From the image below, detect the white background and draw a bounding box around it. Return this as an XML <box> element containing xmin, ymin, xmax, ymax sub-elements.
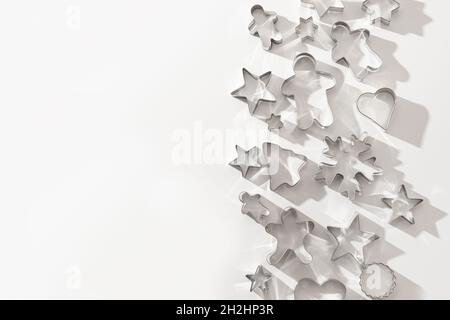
<box><xmin>0</xmin><ymin>0</ymin><xmax>448</xmax><ymax>299</ymax></box>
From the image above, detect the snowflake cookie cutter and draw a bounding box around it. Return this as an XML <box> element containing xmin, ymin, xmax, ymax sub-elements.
<box><xmin>357</xmin><ymin>88</ymin><xmax>396</xmax><ymax>130</ymax></box>
<box><xmin>294</xmin><ymin>278</ymin><xmax>346</xmax><ymax>300</ymax></box>
<box><xmin>248</xmin><ymin>5</ymin><xmax>282</xmax><ymax>51</ymax></box>
<box><xmin>231</xmin><ymin>68</ymin><xmax>276</xmax><ymax>115</ymax></box>
<box><xmin>265</xmin><ymin>208</ymin><xmax>315</xmax><ymax>265</ymax></box>
<box><xmin>360</xmin><ymin>263</ymin><xmax>396</xmax><ymax>299</ymax></box>
<box><xmin>331</xmin><ymin>21</ymin><xmax>382</xmax><ymax>80</ymax></box>
<box><xmin>281</xmin><ymin>53</ymin><xmax>336</xmax><ymax>130</ymax></box>
<box><xmin>301</xmin><ymin>0</ymin><xmax>344</xmax><ymax>18</ymax></box>
<box><xmin>362</xmin><ymin>0</ymin><xmax>400</xmax><ymax>25</ymax></box>
<box><xmin>316</xmin><ymin>135</ymin><xmax>383</xmax><ymax>200</ymax></box>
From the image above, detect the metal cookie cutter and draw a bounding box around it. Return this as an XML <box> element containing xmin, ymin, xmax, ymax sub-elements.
<box><xmin>357</xmin><ymin>88</ymin><xmax>396</xmax><ymax>130</ymax></box>
<box><xmin>266</xmin><ymin>114</ymin><xmax>284</xmax><ymax>131</ymax></box>
<box><xmin>261</xmin><ymin>142</ymin><xmax>308</xmax><ymax>190</ymax></box>
<box><xmin>281</xmin><ymin>53</ymin><xmax>336</xmax><ymax>130</ymax></box>
<box><xmin>239</xmin><ymin>191</ymin><xmax>270</xmax><ymax>225</ymax></box>
<box><xmin>295</xmin><ymin>17</ymin><xmax>318</xmax><ymax>42</ymax></box>
<box><xmin>265</xmin><ymin>208</ymin><xmax>315</xmax><ymax>265</ymax></box>
<box><xmin>294</xmin><ymin>278</ymin><xmax>346</xmax><ymax>300</ymax></box>
<box><xmin>331</xmin><ymin>21</ymin><xmax>382</xmax><ymax>80</ymax></box>
<box><xmin>327</xmin><ymin>215</ymin><xmax>379</xmax><ymax>265</ymax></box>
<box><xmin>229</xmin><ymin>145</ymin><xmax>262</xmax><ymax>178</ymax></box>
<box><xmin>246</xmin><ymin>265</ymin><xmax>273</xmax><ymax>292</ymax></box>
<box><xmin>231</xmin><ymin>68</ymin><xmax>276</xmax><ymax>115</ymax></box>
<box><xmin>362</xmin><ymin>0</ymin><xmax>400</xmax><ymax>25</ymax></box>
<box><xmin>249</xmin><ymin>5</ymin><xmax>282</xmax><ymax>51</ymax></box>
<box><xmin>316</xmin><ymin>135</ymin><xmax>383</xmax><ymax>200</ymax></box>
<box><xmin>301</xmin><ymin>0</ymin><xmax>344</xmax><ymax>18</ymax></box>
<box><xmin>382</xmin><ymin>185</ymin><xmax>424</xmax><ymax>224</ymax></box>
<box><xmin>360</xmin><ymin>263</ymin><xmax>396</xmax><ymax>299</ymax></box>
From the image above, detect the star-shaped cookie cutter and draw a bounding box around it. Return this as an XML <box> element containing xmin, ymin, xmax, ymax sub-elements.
<box><xmin>362</xmin><ymin>0</ymin><xmax>400</xmax><ymax>25</ymax></box>
<box><xmin>382</xmin><ymin>185</ymin><xmax>424</xmax><ymax>224</ymax></box>
<box><xmin>246</xmin><ymin>265</ymin><xmax>273</xmax><ymax>292</ymax></box>
<box><xmin>295</xmin><ymin>17</ymin><xmax>318</xmax><ymax>42</ymax></box>
<box><xmin>327</xmin><ymin>215</ymin><xmax>379</xmax><ymax>265</ymax></box>
<box><xmin>248</xmin><ymin>5</ymin><xmax>282</xmax><ymax>51</ymax></box>
<box><xmin>229</xmin><ymin>145</ymin><xmax>262</xmax><ymax>178</ymax></box>
<box><xmin>231</xmin><ymin>68</ymin><xmax>276</xmax><ymax>115</ymax></box>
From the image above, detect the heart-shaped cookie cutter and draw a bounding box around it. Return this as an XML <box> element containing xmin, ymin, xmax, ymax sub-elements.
<box><xmin>356</xmin><ymin>88</ymin><xmax>396</xmax><ymax>130</ymax></box>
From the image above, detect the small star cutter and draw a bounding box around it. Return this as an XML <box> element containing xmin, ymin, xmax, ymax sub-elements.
<box><xmin>229</xmin><ymin>145</ymin><xmax>262</xmax><ymax>178</ymax></box>
<box><xmin>248</xmin><ymin>5</ymin><xmax>282</xmax><ymax>51</ymax></box>
<box><xmin>231</xmin><ymin>68</ymin><xmax>276</xmax><ymax>115</ymax></box>
<box><xmin>281</xmin><ymin>52</ymin><xmax>336</xmax><ymax>130</ymax></box>
<box><xmin>301</xmin><ymin>0</ymin><xmax>344</xmax><ymax>17</ymax></box>
<box><xmin>331</xmin><ymin>21</ymin><xmax>382</xmax><ymax>80</ymax></box>
<box><xmin>382</xmin><ymin>185</ymin><xmax>424</xmax><ymax>224</ymax></box>
<box><xmin>295</xmin><ymin>17</ymin><xmax>318</xmax><ymax>42</ymax></box>
<box><xmin>266</xmin><ymin>114</ymin><xmax>284</xmax><ymax>131</ymax></box>
<box><xmin>362</xmin><ymin>0</ymin><xmax>400</xmax><ymax>25</ymax></box>
<box><xmin>246</xmin><ymin>265</ymin><xmax>273</xmax><ymax>292</ymax></box>
<box><xmin>265</xmin><ymin>208</ymin><xmax>315</xmax><ymax>265</ymax></box>
<box><xmin>327</xmin><ymin>215</ymin><xmax>379</xmax><ymax>265</ymax></box>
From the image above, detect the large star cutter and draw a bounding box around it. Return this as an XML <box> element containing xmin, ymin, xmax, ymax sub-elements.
<box><xmin>327</xmin><ymin>215</ymin><xmax>379</xmax><ymax>265</ymax></box>
<box><xmin>316</xmin><ymin>135</ymin><xmax>383</xmax><ymax>200</ymax></box>
<box><xmin>265</xmin><ymin>208</ymin><xmax>315</xmax><ymax>265</ymax></box>
<box><xmin>229</xmin><ymin>145</ymin><xmax>262</xmax><ymax>178</ymax></box>
<box><xmin>248</xmin><ymin>5</ymin><xmax>282</xmax><ymax>51</ymax></box>
<box><xmin>231</xmin><ymin>68</ymin><xmax>276</xmax><ymax>115</ymax></box>
<box><xmin>281</xmin><ymin>53</ymin><xmax>336</xmax><ymax>130</ymax></box>
<box><xmin>382</xmin><ymin>185</ymin><xmax>424</xmax><ymax>224</ymax></box>
<box><xmin>246</xmin><ymin>265</ymin><xmax>273</xmax><ymax>292</ymax></box>
<box><xmin>362</xmin><ymin>0</ymin><xmax>400</xmax><ymax>25</ymax></box>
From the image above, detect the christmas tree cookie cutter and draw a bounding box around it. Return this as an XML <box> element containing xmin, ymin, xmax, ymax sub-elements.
<box><xmin>331</xmin><ymin>21</ymin><xmax>382</xmax><ymax>80</ymax></box>
<box><xmin>281</xmin><ymin>53</ymin><xmax>336</xmax><ymax>130</ymax></box>
<box><xmin>362</xmin><ymin>0</ymin><xmax>400</xmax><ymax>25</ymax></box>
<box><xmin>356</xmin><ymin>88</ymin><xmax>396</xmax><ymax>130</ymax></box>
<box><xmin>248</xmin><ymin>5</ymin><xmax>282</xmax><ymax>51</ymax></box>
<box><xmin>261</xmin><ymin>143</ymin><xmax>308</xmax><ymax>191</ymax></box>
